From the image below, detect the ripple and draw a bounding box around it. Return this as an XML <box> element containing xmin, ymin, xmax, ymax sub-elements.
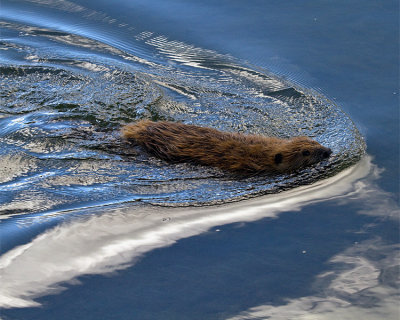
<box><xmin>0</xmin><ymin>8</ymin><xmax>365</xmax><ymax>215</ymax></box>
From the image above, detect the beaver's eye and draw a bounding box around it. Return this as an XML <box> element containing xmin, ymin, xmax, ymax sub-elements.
<box><xmin>274</xmin><ymin>153</ymin><xmax>283</xmax><ymax>165</ymax></box>
<box><xmin>302</xmin><ymin>150</ymin><xmax>310</xmax><ymax>156</ymax></box>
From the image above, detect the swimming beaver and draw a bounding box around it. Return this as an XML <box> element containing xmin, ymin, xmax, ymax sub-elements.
<box><xmin>121</xmin><ymin>120</ymin><xmax>332</xmax><ymax>175</ymax></box>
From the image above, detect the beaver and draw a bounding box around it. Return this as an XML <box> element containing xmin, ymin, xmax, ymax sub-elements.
<box><xmin>121</xmin><ymin>120</ymin><xmax>332</xmax><ymax>175</ymax></box>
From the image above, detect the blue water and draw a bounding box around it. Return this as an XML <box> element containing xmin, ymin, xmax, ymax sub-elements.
<box><xmin>0</xmin><ymin>0</ymin><xmax>398</xmax><ymax>319</ymax></box>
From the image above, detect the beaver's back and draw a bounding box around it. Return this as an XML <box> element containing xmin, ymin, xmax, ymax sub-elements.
<box><xmin>121</xmin><ymin>120</ymin><xmax>279</xmax><ymax>172</ymax></box>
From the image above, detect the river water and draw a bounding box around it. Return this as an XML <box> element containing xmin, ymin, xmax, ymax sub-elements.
<box><xmin>0</xmin><ymin>1</ymin><xmax>398</xmax><ymax>319</ymax></box>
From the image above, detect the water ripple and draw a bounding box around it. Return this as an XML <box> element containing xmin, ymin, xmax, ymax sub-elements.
<box><xmin>0</xmin><ymin>3</ymin><xmax>365</xmax><ymax>216</ymax></box>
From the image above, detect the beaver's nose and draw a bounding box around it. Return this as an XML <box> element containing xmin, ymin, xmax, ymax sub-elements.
<box><xmin>322</xmin><ymin>148</ymin><xmax>332</xmax><ymax>159</ymax></box>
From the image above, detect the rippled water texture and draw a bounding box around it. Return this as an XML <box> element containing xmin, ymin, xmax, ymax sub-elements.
<box><xmin>0</xmin><ymin>2</ymin><xmax>365</xmax><ymax>215</ymax></box>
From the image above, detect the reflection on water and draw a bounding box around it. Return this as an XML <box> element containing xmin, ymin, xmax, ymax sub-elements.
<box><xmin>1</xmin><ymin>156</ymin><xmax>399</xmax><ymax>314</ymax></box>
<box><xmin>228</xmin><ymin>239</ymin><xmax>399</xmax><ymax>320</ymax></box>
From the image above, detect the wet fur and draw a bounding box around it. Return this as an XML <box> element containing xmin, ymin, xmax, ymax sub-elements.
<box><xmin>121</xmin><ymin>120</ymin><xmax>332</xmax><ymax>175</ymax></box>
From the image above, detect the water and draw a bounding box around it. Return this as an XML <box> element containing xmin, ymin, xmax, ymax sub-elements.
<box><xmin>0</xmin><ymin>0</ymin><xmax>398</xmax><ymax>319</ymax></box>
<box><xmin>0</xmin><ymin>10</ymin><xmax>365</xmax><ymax>209</ymax></box>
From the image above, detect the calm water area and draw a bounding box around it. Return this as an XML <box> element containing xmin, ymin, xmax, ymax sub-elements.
<box><xmin>0</xmin><ymin>0</ymin><xmax>399</xmax><ymax>319</ymax></box>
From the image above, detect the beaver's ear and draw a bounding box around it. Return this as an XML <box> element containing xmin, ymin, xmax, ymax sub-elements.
<box><xmin>274</xmin><ymin>153</ymin><xmax>283</xmax><ymax>165</ymax></box>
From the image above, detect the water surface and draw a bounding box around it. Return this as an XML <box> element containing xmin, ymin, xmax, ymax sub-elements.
<box><xmin>0</xmin><ymin>0</ymin><xmax>398</xmax><ymax>319</ymax></box>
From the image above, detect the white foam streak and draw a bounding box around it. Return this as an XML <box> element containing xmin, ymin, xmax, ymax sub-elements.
<box><xmin>0</xmin><ymin>155</ymin><xmax>397</xmax><ymax>309</ymax></box>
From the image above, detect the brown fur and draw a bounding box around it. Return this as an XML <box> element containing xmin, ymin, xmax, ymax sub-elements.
<box><xmin>121</xmin><ymin>120</ymin><xmax>332</xmax><ymax>175</ymax></box>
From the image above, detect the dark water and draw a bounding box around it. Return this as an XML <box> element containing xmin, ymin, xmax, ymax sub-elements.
<box><xmin>0</xmin><ymin>1</ymin><xmax>398</xmax><ymax>319</ymax></box>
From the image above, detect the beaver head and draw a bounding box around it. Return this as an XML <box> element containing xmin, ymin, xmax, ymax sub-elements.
<box><xmin>273</xmin><ymin>137</ymin><xmax>332</xmax><ymax>173</ymax></box>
